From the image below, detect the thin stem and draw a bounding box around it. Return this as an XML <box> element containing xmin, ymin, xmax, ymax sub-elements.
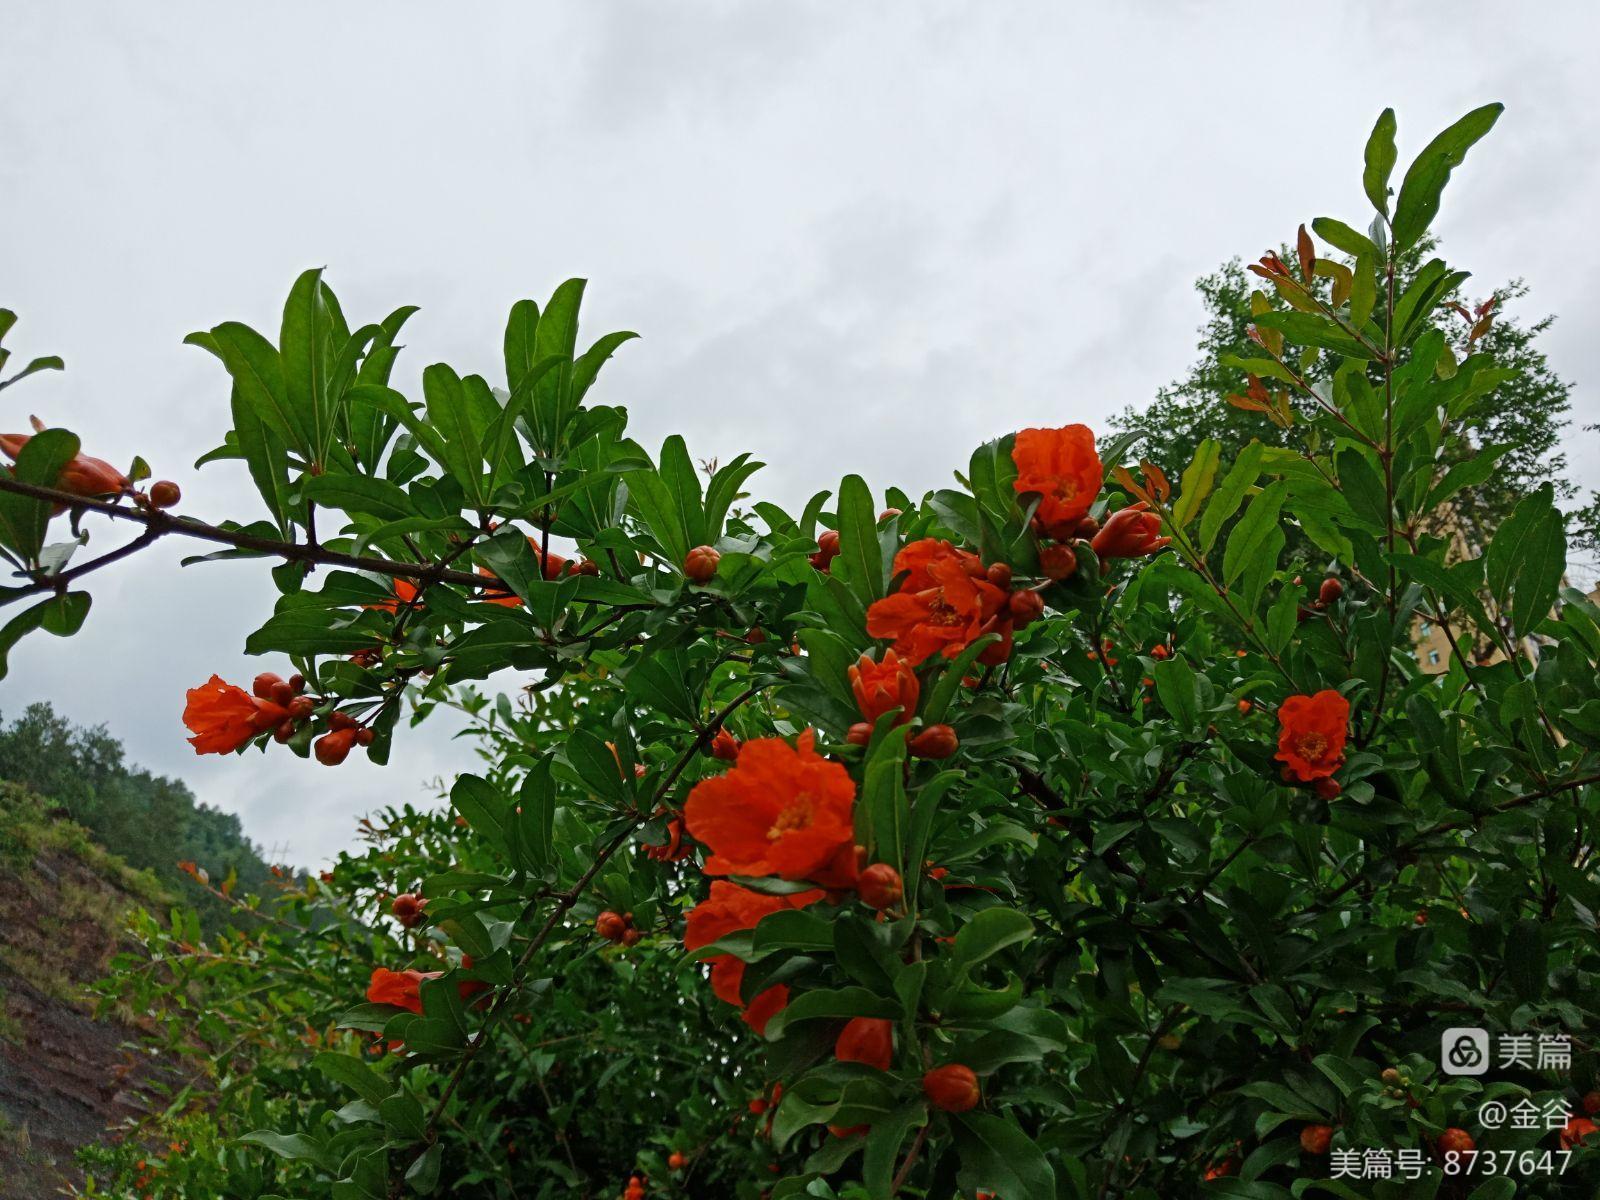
<box><xmin>0</xmin><ymin>476</ymin><xmax>501</xmax><ymax>591</ymax></box>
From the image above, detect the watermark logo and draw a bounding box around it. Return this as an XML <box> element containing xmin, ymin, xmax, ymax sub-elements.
<box><xmin>1441</xmin><ymin>1027</ymin><xmax>1489</xmax><ymax>1075</ymax></box>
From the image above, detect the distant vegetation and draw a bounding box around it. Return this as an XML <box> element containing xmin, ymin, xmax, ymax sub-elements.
<box><xmin>0</xmin><ymin>702</ymin><xmax>278</xmax><ymax>929</ymax></box>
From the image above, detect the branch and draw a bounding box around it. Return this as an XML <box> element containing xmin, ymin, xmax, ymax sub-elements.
<box><xmin>0</xmin><ymin>476</ymin><xmax>500</xmax><ymax>591</ymax></box>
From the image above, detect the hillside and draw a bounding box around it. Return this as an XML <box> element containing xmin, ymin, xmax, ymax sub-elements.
<box><xmin>0</xmin><ymin>703</ymin><xmax>277</xmax><ymax>936</ymax></box>
<box><xmin>0</xmin><ymin>783</ymin><xmax>175</xmax><ymax>1199</ymax></box>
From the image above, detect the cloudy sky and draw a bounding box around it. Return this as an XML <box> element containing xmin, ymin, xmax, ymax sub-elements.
<box><xmin>3</xmin><ymin>3</ymin><xmax>1597</xmax><ymax>865</ymax></box>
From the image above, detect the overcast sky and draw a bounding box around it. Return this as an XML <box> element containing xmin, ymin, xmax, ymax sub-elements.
<box><xmin>3</xmin><ymin>3</ymin><xmax>1597</xmax><ymax>866</ymax></box>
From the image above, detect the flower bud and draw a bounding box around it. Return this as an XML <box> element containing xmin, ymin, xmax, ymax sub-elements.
<box><xmin>621</xmin><ymin>927</ymin><xmax>642</xmax><ymax>947</ymax></box>
<box><xmin>1038</xmin><ymin>542</ymin><xmax>1077</xmax><ymax>581</ymax></box>
<box><xmin>595</xmin><ymin>911</ymin><xmax>627</xmax><ymax>941</ymax></box>
<box><xmin>355</xmin><ymin>727</ymin><xmax>375</xmax><ymax>746</ymax></box>
<box><xmin>708</xmin><ymin>727</ymin><xmax>740</xmax><ymax>761</ymax></box>
<box><xmin>328</xmin><ymin>711</ymin><xmax>358</xmax><ymax>732</ymax></box>
<box><xmin>287</xmin><ymin>696</ymin><xmax>315</xmax><ymax>720</ymax></box>
<box><xmin>1008</xmin><ymin>588</ymin><xmax>1044</xmax><ymax>628</ymax></box>
<box><xmin>288</xmin><ymin>673</ymin><xmax>306</xmax><ymax>693</ymax></box>
<box><xmin>1237</xmin><ymin>699</ymin><xmax>1252</xmax><ymax>715</ymax></box>
<box><xmin>1300</xmin><ymin>1124</ymin><xmax>1334</xmax><ymax>1155</ymax></box>
<box><xmin>668</xmin><ymin>1152</ymin><xmax>686</xmax><ymax>1171</ymax></box>
<box><xmin>390</xmin><ymin>892</ymin><xmax>426</xmax><ymax>928</ymax></box>
<box><xmin>684</xmin><ymin>545</ymin><xmax>720</xmax><ymax>583</ymax></box>
<box><xmin>878</xmin><ymin>508</ymin><xmax>902</xmax><ymax>521</ymax></box>
<box><xmin>149</xmin><ymin>480</ymin><xmax>181</xmax><ymax>508</ymax></box>
<box><xmin>845</xmin><ymin>722</ymin><xmax>872</xmax><ymax>746</ymax></box>
<box><xmin>314</xmin><ymin>728</ymin><xmax>356</xmax><ymax>766</ymax></box>
<box><xmin>922</xmin><ymin>1063</ymin><xmax>980</xmax><ymax>1112</ymax></box>
<box><xmin>1319</xmin><ymin>576</ymin><xmax>1344</xmax><ymax>605</ymax></box>
<box><xmin>1313</xmin><ymin>777</ymin><xmax>1341</xmax><ymax>800</ymax></box>
<box><xmin>252</xmin><ymin>672</ymin><xmax>286</xmax><ymax>700</ymax></box>
<box><xmin>856</xmin><ymin>863</ymin><xmax>903</xmax><ymax>911</ymax></box>
<box><xmin>810</xmin><ymin>529</ymin><xmax>841</xmax><ymax>571</ymax></box>
<box><xmin>1150</xmin><ymin>644</ymin><xmax>1170</xmax><ymax>659</ymax></box>
<box><xmin>908</xmin><ymin>723</ymin><xmax>959</xmax><ymax>760</ymax></box>
<box><xmin>269</xmin><ymin>680</ymin><xmax>295</xmax><ymax>706</ymax></box>
<box><xmin>985</xmin><ymin>562</ymin><xmax>1012</xmax><ymax>590</ymax></box>
<box><xmin>273</xmin><ymin>719</ymin><xmax>296</xmax><ymax>744</ymax></box>
<box><xmin>1438</xmin><ymin>1128</ymin><xmax>1474</xmax><ymax>1156</ymax></box>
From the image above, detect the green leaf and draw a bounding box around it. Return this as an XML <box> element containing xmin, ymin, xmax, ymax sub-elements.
<box><xmin>763</xmin><ymin>987</ymin><xmax>900</xmax><ymax>1039</ymax></box>
<box><xmin>1222</xmin><ymin>481</ymin><xmax>1289</xmax><ymax>587</ymax></box>
<box><xmin>1485</xmin><ymin>484</ymin><xmax>1566</xmax><ymax>639</ymax></box>
<box><xmin>1153</xmin><ymin>655</ymin><xmax>1202</xmax><ymax>737</ymax></box>
<box><xmin>625</xmin><ymin>463</ymin><xmax>691</xmax><ymax>566</ymax></box>
<box><xmin>836</xmin><ymin>473</ymin><xmax>885</xmax><ymax>606</ymax></box>
<box><xmin>951</xmin><ymin>908</ymin><xmax>1033</xmax><ymax>973</ymax></box>
<box><xmin>862</xmin><ymin>1102</ymin><xmax>926</xmax><ymax>1199</ymax></box>
<box><xmin>379</xmin><ymin>1090</ymin><xmax>427</xmax><ymax>1140</ymax></box>
<box><xmin>1171</xmin><ymin>439</ymin><xmax>1220</xmax><ymax>529</ymax></box>
<box><xmin>953</xmin><ymin>1112</ymin><xmax>1055</xmax><ymax>1200</ymax></box>
<box><xmin>422</xmin><ymin>363</ymin><xmax>485</xmax><ymax>506</ymax></box>
<box><xmin>450</xmin><ymin>774</ymin><xmax>509</xmax><ymax>852</ymax></box>
<box><xmin>312</xmin><ymin>1051</ymin><xmax>391</xmax><ymax>1106</ymax></box>
<box><xmin>301</xmin><ymin>473</ymin><xmax>414</xmax><ymax>522</ymax></box>
<box><xmin>566</xmin><ymin>728</ymin><xmax>632</xmax><ymax>804</ymax></box>
<box><xmin>281</xmin><ymin>268</ymin><xmax>336</xmax><ymax>461</ymax></box>
<box><xmin>405</xmin><ymin>1144</ymin><xmax>441</xmax><ymax>1195</ymax></box>
<box><xmin>211</xmin><ymin>321</ymin><xmax>309</xmax><ymax>458</ymax></box>
<box><xmin>241</xmin><ymin>1131</ymin><xmax>332</xmax><ymax>1169</ymax></box>
<box><xmin>1362</xmin><ymin>108</ymin><xmax>1398</xmax><ymax>216</ymax></box>
<box><xmin>1392</xmin><ymin>103</ymin><xmax>1503</xmax><ymax>251</ymax></box>
<box><xmin>1198</xmin><ymin>441</ymin><xmax>1264</xmax><ymax>554</ymax></box>
<box><xmin>0</xmin><ymin>427</ymin><xmax>79</xmax><ymax>560</ymax></box>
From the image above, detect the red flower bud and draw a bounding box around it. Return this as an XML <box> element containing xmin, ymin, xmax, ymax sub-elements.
<box><xmin>1237</xmin><ymin>699</ymin><xmax>1253</xmax><ymax>715</ymax></box>
<box><xmin>856</xmin><ymin>864</ymin><xmax>903</xmax><ymax>911</ymax></box>
<box><xmin>748</xmin><ymin>1097</ymin><xmax>768</xmax><ymax>1115</ymax></box>
<box><xmin>985</xmin><ymin>562</ymin><xmax>1012</xmax><ymax>590</ymax></box>
<box><xmin>314</xmin><ymin>728</ymin><xmax>356</xmax><ymax>766</ymax></box>
<box><xmin>1091</xmin><ymin>501</ymin><xmax>1171</xmax><ymax>559</ymax></box>
<box><xmin>328</xmin><ymin>711</ymin><xmax>358</xmax><ymax>732</ymax></box>
<box><xmin>1150</xmin><ymin>644</ymin><xmax>1170</xmax><ymax>659</ymax></box>
<box><xmin>922</xmin><ymin>1063</ymin><xmax>980</xmax><ymax>1112</ymax></box>
<box><xmin>1319</xmin><ymin>576</ymin><xmax>1344</xmax><ymax>605</ymax></box>
<box><xmin>595</xmin><ymin>911</ymin><xmax>627</xmax><ymax>941</ymax></box>
<box><xmin>355</xmin><ymin>727</ymin><xmax>375</xmax><ymax>746</ymax></box>
<box><xmin>846</xmin><ymin>722</ymin><xmax>872</xmax><ymax>746</ymax></box>
<box><xmin>1038</xmin><ymin>542</ymin><xmax>1077</xmax><ymax>581</ymax></box>
<box><xmin>622</xmin><ymin>927</ymin><xmax>642</xmax><ymax>947</ymax></box>
<box><xmin>1008</xmin><ymin>588</ymin><xmax>1045</xmax><ymax>627</ymax></box>
<box><xmin>1300</xmin><ymin>1124</ymin><xmax>1334</xmax><ymax>1155</ymax></box>
<box><xmin>810</xmin><ymin>528</ymin><xmax>841</xmax><ymax>571</ymax></box>
<box><xmin>1072</xmin><ymin>515</ymin><xmax>1100</xmax><ymax>539</ymax></box>
<box><xmin>1584</xmin><ymin>1091</ymin><xmax>1600</xmax><ymax>1117</ymax></box>
<box><xmin>1313</xmin><ymin>777</ymin><xmax>1341</xmax><ymax>800</ymax></box>
<box><xmin>668</xmin><ymin>1152</ymin><xmax>686</xmax><ymax>1171</ymax></box>
<box><xmin>1438</xmin><ymin>1128</ymin><xmax>1474</xmax><ymax>1156</ymax></box>
<box><xmin>834</xmin><ymin>1016</ymin><xmax>894</xmax><ymax>1070</ymax></box>
<box><xmin>273</xmin><ymin>719</ymin><xmax>296</xmax><ymax>744</ymax></box>
<box><xmin>908</xmin><ymin>723</ymin><xmax>958</xmax><ymax>760</ymax></box>
<box><xmin>390</xmin><ymin>892</ymin><xmax>426</xmax><ymax>927</ymax></box>
<box><xmin>708</xmin><ymin>727</ymin><xmax>741</xmax><ymax>761</ymax></box>
<box><xmin>287</xmin><ymin>696</ymin><xmax>315</xmax><ymax>720</ymax></box>
<box><xmin>149</xmin><ymin>480</ymin><xmax>181</xmax><ymax>508</ymax></box>
<box><xmin>269</xmin><ymin>680</ymin><xmax>295</xmax><ymax>706</ymax></box>
<box><xmin>684</xmin><ymin>545</ymin><xmax>720</xmax><ymax>583</ymax></box>
<box><xmin>878</xmin><ymin>508</ymin><xmax>902</xmax><ymax>521</ymax></box>
<box><xmin>252</xmin><ymin>672</ymin><xmax>286</xmax><ymax>700</ymax></box>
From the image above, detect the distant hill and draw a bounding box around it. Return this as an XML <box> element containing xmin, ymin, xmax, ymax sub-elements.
<box><xmin>0</xmin><ymin>703</ymin><xmax>279</xmax><ymax>932</ymax></box>
<box><xmin>0</xmin><ymin>782</ymin><xmax>177</xmax><ymax>1197</ymax></box>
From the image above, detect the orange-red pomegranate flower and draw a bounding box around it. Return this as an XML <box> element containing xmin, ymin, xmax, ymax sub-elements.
<box><xmin>1011</xmin><ymin>425</ymin><xmax>1102</xmax><ymax>537</ymax></box>
<box><xmin>366</xmin><ymin>577</ymin><xmax>421</xmax><ymax>614</ymax></box>
<box><xmin>741</xmin><ymin>984</ymin><xmax>789</xmax><ymax>1035</ymax></box>
<box><xmin>865</xmin><ymin>539</ymin><xmax>1007</xmax><ymax>667</ymax></box>
<box><xmin>183</xmin><ymin>675</ymin><xmax>290</xmax><ymax>755</ymax></box>
<box><xmin>848</xmin><ymin>649</ymin><xmax>920</xmax><ymax>726</ymax></box>
<box><xmin>1275</xmin><ymin>690</ymin><xmax>1350</xmax><ymax>782</ymax></box>
<box><xmin>684</xmin><ymin>881</ymin><xmax>821</xmax><ymax>1026</ymax></box>
<box><xmin>365</xmin><ymin>966</ymin><xmax>441</xmax><ymax>1015</ymax></box>
<box><xmin>684</xmin><ymin>731</ymin><xmax>857</xmax><ymax>885</ymax></box>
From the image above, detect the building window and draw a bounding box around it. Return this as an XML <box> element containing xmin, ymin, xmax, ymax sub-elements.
<box><xmin>1419</xmin><ymin>620</ymin><xmax>1432</xmax><ymax>636</ymax></box>
<box><xmin>1428</xmin><ymin>650</ymin><xmax>1441</xmax><ymax>665</ymax></box>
